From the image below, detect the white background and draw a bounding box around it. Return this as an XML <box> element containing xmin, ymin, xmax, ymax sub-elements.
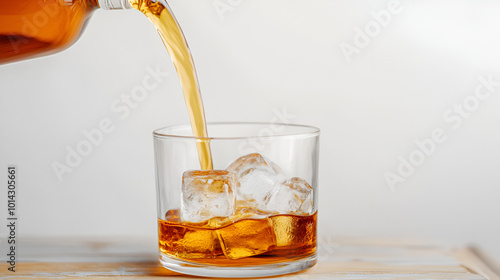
<box><xmin>1</xmin><ymin>0</ymin><xmax>500</xmax><ymax>262</ymax></box>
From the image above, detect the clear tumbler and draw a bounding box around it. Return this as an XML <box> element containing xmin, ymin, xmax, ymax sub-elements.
<box><xmin>153</xmin><ymin>122</ymin><xmax>320</xmax><ymax>278</ymax></box>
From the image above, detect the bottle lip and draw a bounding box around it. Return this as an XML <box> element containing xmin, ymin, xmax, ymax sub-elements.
<box><xmin>98</xmin><ymin>0</ymin><xmax>132</xmax><ymax>10</ymax></box>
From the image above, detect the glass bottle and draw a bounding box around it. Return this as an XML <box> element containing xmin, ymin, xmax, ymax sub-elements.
<box><xmin>0</xmin><ymin>0</ymin><xmax>131</xmax><ymax>64</ymax></box>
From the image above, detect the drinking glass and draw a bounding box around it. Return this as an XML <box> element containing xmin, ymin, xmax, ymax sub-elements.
<box><xmin>153</xmin><ymin>122</ymin><xmax>320</xmax><ymax>278</ymax></box>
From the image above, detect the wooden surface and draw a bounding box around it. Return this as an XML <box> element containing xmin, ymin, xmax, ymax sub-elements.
<box><xmin>1</xmin><ymin>238</ymin><xmax>499</xmax><ymax>279</ymax></box>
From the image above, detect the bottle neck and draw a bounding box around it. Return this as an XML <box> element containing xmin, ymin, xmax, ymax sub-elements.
<box><xmin>98</xmin><ymin>0</ymin><xmax>132</xmax><ymax>9</ymax></box>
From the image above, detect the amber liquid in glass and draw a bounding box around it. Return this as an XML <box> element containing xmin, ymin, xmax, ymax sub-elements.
<box><xmin>158</xmin><ymin>210</ymin><xmax>317</xmax><ymax>265</ymax></box>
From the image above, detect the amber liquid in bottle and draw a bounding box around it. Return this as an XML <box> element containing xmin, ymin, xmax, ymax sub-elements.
<box><xmin>0</xmin><ymin>0</ymin><xmax>98</xmax><ymax>64</ymax></box>
<box><xmin>1</xmin><ymin>0</ymin><xmax>213</xmax><ymax>169</ymax></box>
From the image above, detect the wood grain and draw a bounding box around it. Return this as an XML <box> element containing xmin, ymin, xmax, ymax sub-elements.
<box><xmin>0</xmin><ymin>238</ymin><xmax>498</xmax><ymax>279</ymax></box>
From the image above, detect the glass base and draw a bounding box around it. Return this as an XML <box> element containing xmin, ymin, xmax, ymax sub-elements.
<box><xmin>159</xmin><ymin>252</ymin><xmax>318</xmax><ymax>278</ymax></box>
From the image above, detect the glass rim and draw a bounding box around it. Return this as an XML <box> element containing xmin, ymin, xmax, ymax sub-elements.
<box><xmin>153</xmin><ymin>122</ymin><xmax>320</xmax><ymax>140</ymax></box>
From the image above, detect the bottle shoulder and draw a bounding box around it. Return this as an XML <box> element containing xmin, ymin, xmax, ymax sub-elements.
<box><xmin>0</xmin><ymin>0</ymin><xmax>100</xmax><ymax>64</ymax></box>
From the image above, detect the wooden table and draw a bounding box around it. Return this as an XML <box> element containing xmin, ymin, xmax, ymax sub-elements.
<box><xmin>1</xmin><ymin>237</ymin><xmax>499</xmax><ymax>279</ymax></box>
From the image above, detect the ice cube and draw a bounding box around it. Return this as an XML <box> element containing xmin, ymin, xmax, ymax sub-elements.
<box><xmin>268</xmin><ymin>214</ymin><xmax>316</xmax><ymax>255</ymax></box>
<box><xmin>181</xmin><ymin>170</ymin><xmax>236</xmax><ymax>223</ymax></box>
<box><xmin>226</xmin><ymin>153</ymin><xmax>286</xmax><ymax>207</ymax></box>
<box><xmin>264</xmin><ymin>177</ymin><xmax>314</xmax><ymax>215</ymax></box>
<box><xmin>159</xmin><ymin>222</ymin><xmax>222</xmax><ymax>258</ymax></box>
<box><xmin>233</xmin><ymin>201</ymin><xmax>271</xmax><ymax>220</ymax></box>
<box><xmin>216</xmin><ymin>218</ymin><xmax>276</xmax><ymax>259</ymax></box>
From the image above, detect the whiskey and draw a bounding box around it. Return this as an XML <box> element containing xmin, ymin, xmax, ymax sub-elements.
<box><xmin>130</xmin><ymin>0</ymin><xmax>213</xmax><ymax>170</ymax></box>
<box><xmin>158</xmin><ymin>210</ymin><xmax>317</xmax><ymax>265</ymax></box>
